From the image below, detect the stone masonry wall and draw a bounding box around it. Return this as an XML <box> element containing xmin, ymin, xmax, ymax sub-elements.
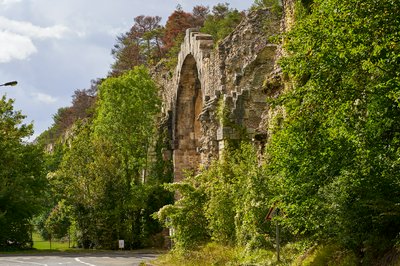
<box><xmin>154</xmin><ymin>5</ymin><xmax>289</xmax><ymax>182</ymax></box>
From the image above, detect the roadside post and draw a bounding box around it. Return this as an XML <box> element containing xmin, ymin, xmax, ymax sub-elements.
<box><xmin>266</xmin><ymin>206</ymin><xmax>281</xmax><ymax>262</ymax></box>
<box><xmin>118</xmin><ymin>239</ymin><xmax>124</xmax><ymax>250</ymax></box>
<box><xmin>276</xmin><ymin>218</ymin><xmax>280</xmax><ymax>262</ymax></box>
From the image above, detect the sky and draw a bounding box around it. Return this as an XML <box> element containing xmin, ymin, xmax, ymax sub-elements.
<box><xmin>0</xmin><ymin>0</ymin><xmax>255</xmax><ymax>140</ymax></box>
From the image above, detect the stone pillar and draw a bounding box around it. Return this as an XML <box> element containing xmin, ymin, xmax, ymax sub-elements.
<box><xmin>173</xmin><ymin>54</ymin><xmax>203</xmax><ymax>182</ymax></box>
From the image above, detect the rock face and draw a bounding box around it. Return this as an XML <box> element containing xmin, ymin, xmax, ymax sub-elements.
<box><xmin>155</xmin><ymin>4</ymin><xmax>290</xmax><ymax>182</ymax></box>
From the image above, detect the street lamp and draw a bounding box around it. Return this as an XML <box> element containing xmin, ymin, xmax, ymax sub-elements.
<box><xmin>0</xmin><ymin>81</ymin><xmax>18</xmax><ymax>87</ymax></box>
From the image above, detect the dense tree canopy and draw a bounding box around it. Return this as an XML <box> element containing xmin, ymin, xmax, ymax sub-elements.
<box><xmin>45</xmin><ymin>66</ymin><xmax>172</xmax><ymax>249</ymax></box>
<box><xmin>13</xmin><ymin>0</ymin><xmax>399</xmax><ymax>263</ymax></box>
<box><xmin>266</xmin><ymin>0</ymin><xmax>400</xmax><ymax>256</ymax></box>
<box><xmin>0</xmin><ymin>96</ymin><xmax>47</xmax><ymax>249</ymax></box>
<box><xmin>154</xmin><ymin>0</ymin><xmax>400</xmax><ymax>262</ymax></box>
<box><xmin>34</xmin><ymin>2</ymin><xmax>242</xmax><ymax>250</ymax></box>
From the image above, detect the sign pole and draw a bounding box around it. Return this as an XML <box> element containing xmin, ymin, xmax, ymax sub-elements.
<box><xmin>266</xmin><ymin>206</ymin><xmax>281</xmax><ymax>262</ymax></box>
<box><xmin>276</xmin><ymin>220</ymin><xmax>280</xmax><ymax>262</ymax></box>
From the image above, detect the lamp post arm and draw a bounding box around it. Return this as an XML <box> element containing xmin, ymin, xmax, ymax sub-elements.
<box><xmin>0</xmin><ymin>81</ymin><xmax>18</xmax><ymax>87</ymax></box>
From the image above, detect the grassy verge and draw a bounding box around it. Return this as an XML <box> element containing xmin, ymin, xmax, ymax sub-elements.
<box><xmin>153</xmin><ymin>243</ymin><xmax>278</xmax><ymax>266</ymax></box>
<box><xmin>292</xmin><ymin>245</ymin><xmax>358</xmax><ymax>266</ymax></box>
<box><xmin>32</xmin><ymin>232</ymin><xmax>72</xmax><ymax>251</ymax></box>
<box><xmin>151</xmin><ymin>242</ymin><xmax>372</xmax><ymax>266</ymax></box>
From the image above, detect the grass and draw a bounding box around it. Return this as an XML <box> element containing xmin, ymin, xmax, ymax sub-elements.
<box><xmin>151</xmin><ymin>241</ymin><xmax>371</xmax><ymax>266</ymax></box>
<box><xmin>0</xmin><ymin>233</ymin><xmax>74</xmax><ymax>254</ymax></box>
<box><xmin>153</xmin><ymin>242</ymin><xmax>278</xmax><ymax>266</ymax></box>
<box><xmin>32</xmin><ymin>232</ymin><xmax>72</xmax><ymax>251</ymax></box>
<box><xmin>293</xmin><ymin>245</ymin><xmax>358</xmax><ymax>266</ymax></box>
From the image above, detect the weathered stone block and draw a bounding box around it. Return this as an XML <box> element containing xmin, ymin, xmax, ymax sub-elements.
<box><xmin>155</xmin><ymin>8</ymin><xmax>284</xmax><ymax>183</ymax></box>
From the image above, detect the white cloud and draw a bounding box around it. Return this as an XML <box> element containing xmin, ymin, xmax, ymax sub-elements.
<box><xmin>0</xmin><ymin>31</ymin><xmax>37</xmax><ymax>62</ymax></box>
<box><xmin>31</xmin><ymin>92</ymin><xmax>58</xmax><ymax>104</ymax></box>
<box><xmin>0</xmin><ymin>0</ymin><xmax>21</xmax><ymax>8</ymax></box>
<box><xmin>0</xmin><ymin>16</ymin><xmax>73</xmax><ymax>62</ymax></box>
<box><xmin>0</xmin><ymin>0</ymin><xmax>255</xmax><ymax>139</ymax></box>
<box><xmin>0</xmin><ymin>16</ymin><xmax>71</xmax><ymax>39</ymax></box>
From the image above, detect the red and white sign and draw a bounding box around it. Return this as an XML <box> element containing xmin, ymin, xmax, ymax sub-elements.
<box><xmin>266</xmin><ymin>207</ymin><xmax>279</xmax><ymax>220</ymax></box>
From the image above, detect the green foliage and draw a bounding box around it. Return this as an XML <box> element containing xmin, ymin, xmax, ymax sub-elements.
<box><xmin>154</xmin><ymin>241</ymin><xmax>359</xmax><ymax>266</ymax></box>
<box><xmin>251</xmin><ymin>0</ymin><xmax>282</xmax><ymax>40</ymax></box>
<box><xmin>155</xmin><ymin>180</ymin><xmax>209</xmax><ymax>250</ymax></box>
<box><xmin>141</xmin><ymin>127</ymin><xmax>174</xmax><ymax>246</ymax></box>
<box><xmin>0</xmin><ymin>96</ymin><xmax>47</xmax><ymax>250</ymax></box>
<box><xmin>54</xmin><ymin>122</ymin><xmax>96</xmax><ymax>248</ymax></box>
<box><xmin>49</xmin><ymin>66</ymin><xmax>170</xmax><ymax>249</ymax></box>
<box><xmin>266</xmin><ymin>0</ymin><xmax>400</xmax><ymax>256</ymax></box>
<box><xmin>251</xmin><ymin>0</ymin><xmax>283</xmax><ymax>16</ymax></box>
<box><xmin>36</xmin><ymin>86</ymin><xmax>96</xmax><ymax>146</ymax></box>
<box><xmin>35</xmin><ymin>86</ymin><xmax>97</xmax><ymax>244</ymax></box>
<box><xmin>155</xmin><ymin>242</ymin><xmax>298</xmax><ymax>266</ymax></box>
<box><xmin>45</xmin><ymin>200</ymin><xmax>71</xmax><ymax>239</ymax></box>
<box><xmin>201</xmin><ymin>3</ymin><xmax>243</xmax><ymax>42</ymax></box>
<box><xmin>94</xmin><ymin>65</ymin><xmax>160</xmax><ymax>175</ymax></box>
<box><xmin>154</xmin><ymin>142</ymin><xmax>272</xmax><ymax>251</ymax></box>
<box><xmin>202</xmin><ymin>161</ymin><xmax>236</xmax><ymax>245</ymax></box>
<box><xmin>155</xmin><ymin>243</ymin><xmax>243</xmax><ymax>266</ymax></box>
<box><xmin>32</xmin><ymin>232</ymin><xmax>71</xmax><ymax>250</ymax></box>
<box><xmin>299</xmin><ymin>245</ymin><xmax>358</xmax><ymax>266</ymax></box>
<box><xmin>162</xmin><ymin>33</ymin><xmax>184</xmax><ymax>72</ymax></box>
<box><xmin>216</xmin><ymin>97</ymin><xmax>229</xmax><ymax>125</ymax></box>
<box><xmin>208</xmin><ymin>143</ymin><xmax>270</xmax><ymax>249</ymax></box>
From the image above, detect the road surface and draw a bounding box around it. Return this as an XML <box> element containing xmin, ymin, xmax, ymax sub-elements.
<box><xmin>0</xmin><ymin>251</ymin><xmax>160</xmax><ymax>266</ymax></box>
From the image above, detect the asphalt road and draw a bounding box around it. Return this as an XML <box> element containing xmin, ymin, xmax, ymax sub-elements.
<box><xmin>0</xmin><ymin>251</ymin><xmax>160</xmax><ymax>266</ymax></box>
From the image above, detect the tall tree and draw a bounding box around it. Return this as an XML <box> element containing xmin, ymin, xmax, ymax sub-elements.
<box><xmin>162</xmin><ymin>6</ymin><xmax>194</xmax><ymax>52</ymax></box>
<box><xmin>0</xmin><ymin>96</ymin><xmax>46</xmax><ymax>249</ymax></box>
<box><xmin>111</xmin><ymin>15</ymin><xmax>164</xmax><ymax>75</ymax></box>
<box><xmin>70</xmin><ymin>87</ymin><xmax>96</xmax><ymax>120</ymax></box>
<box><xmin>55</xmin><ymin>66</ymin><xmax>163</xmax><ymax>249</ymax></box>
<box><xmin>111</xmin><ymin>33</ymin><xmax>143</xmax><ymax>76</ymax></box>
<box><xmin>94</xmin><ymin>66</ymin><xmax>160</xmax><ymax>174</ymax></box>
<box><xmin>131</xmin><ymin>15</ymin><xmax>164</xmax><ymax>61</ymax></box>
<box><xmin>92</xmin><ymin>66</ymin><xmax>161</xmax><ymax>247</ymax></box>
<box><xmin>200</xmin><ymin>3</ymin><xmax>243</xmax><ymax>42</ymax></box>
<box><xmin>267</xmin><ymin>0</ymin><xmax>400</xmax><ymax>256</ymax></box>
<box><xmin>191</xmin><ymin>5</ymin><xmax>210</xmax><ymax>28</ymax></box>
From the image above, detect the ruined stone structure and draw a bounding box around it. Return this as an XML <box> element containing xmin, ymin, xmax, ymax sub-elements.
<box><xmin>155</xmin><ymin>5</ymin><xmax>288</xmax><ymax>182</ymax></box>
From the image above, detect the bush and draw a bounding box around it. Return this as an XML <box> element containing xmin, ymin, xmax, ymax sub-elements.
<box><xmin>154</xmin><ymin>181</ymin><xmax>209</xmax><ymax>251</ymax></box>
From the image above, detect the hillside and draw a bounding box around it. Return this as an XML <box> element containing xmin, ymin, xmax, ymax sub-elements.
<box><xmin>5</xmin><ymin>0</ymin><xmax>399</xmax><ymax>264</ymax></box>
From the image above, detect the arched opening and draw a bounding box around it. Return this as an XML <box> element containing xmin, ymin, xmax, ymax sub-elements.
<box><xmin>173</xmin><ymin>54</ymin><xmax>203</xmax><ymax>182</ymax></box>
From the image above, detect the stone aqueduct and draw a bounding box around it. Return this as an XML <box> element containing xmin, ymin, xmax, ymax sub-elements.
<box><xmin>173</xmin><ymin>29</ymin><xmax>211</xmax><ymax>182</ymax></box>
<box><xmin>156</xmin><ymin>8</ymin><xmax>283</xmax><ymax>182</ymax></box>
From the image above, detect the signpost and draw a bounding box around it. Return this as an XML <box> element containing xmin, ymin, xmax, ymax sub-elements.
<box><xmin>266</xmin><ymin>207</ymin><xmax>280</xmax><ymax>262</ymax></box>
<box><xmin>276</xmin><ymin>218</ymin><xmax>280</xmax><ymax>262</ymax></box>
<box><xmin>118</xmin><ymin>240</ymin><xmax>124</xmax><ymax>250</ymax></box>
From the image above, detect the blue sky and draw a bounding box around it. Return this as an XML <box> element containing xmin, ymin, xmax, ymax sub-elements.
<box><xmin>0</xmin><ymin>0</ymin><xmax>255</xmax><ymax>140</ymax></box>
<box><xmin>0</xmin><ymin>0</ymin><xmax>253</xmax><ymax>139</ymax></box>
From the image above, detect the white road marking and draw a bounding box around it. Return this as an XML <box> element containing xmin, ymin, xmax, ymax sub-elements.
<box><xmin>75</xmin><ymin>258</ymin><xmax>97</xmax><ymax>266</ymax></box>
<box><xmin>0</xmin><ymin>258</ymin><xmax>48</xmax><ymax>266</ymax></box>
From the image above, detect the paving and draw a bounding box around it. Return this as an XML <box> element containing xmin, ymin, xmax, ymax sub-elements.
<box><xmin>0</xmin><ymin>250</ymin><xmax>162</xmax><ymax>266</ymax></box>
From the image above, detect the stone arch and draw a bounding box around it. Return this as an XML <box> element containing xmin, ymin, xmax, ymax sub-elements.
<box><xmin>167</xmin><ymin>11</ymin><xmax>281</xmax><ymax>183</ymax></box>
<box><xmin>173</xmin><ymin>54</ymin><xmax>203</xmax><ymax>182</ymax></box>
<box><xmin>172</xmin><ymin>29</ymin><xmax>213</xmax><ymax>183</ymax></box>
